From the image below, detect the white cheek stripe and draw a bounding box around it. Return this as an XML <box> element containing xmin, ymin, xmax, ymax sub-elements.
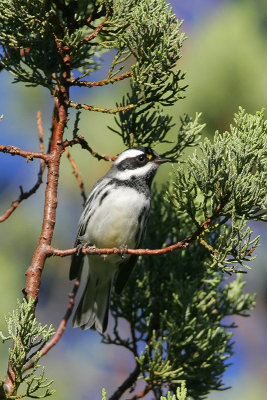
<box><xmin>114</xmin><ymin>149</ymin><xmax>144</xmax><ymax>164</ymax></box>
<box><xmin>115</xmin><ymin>163</ymin><xmax>157</xmax><ymax>180</ymax></box>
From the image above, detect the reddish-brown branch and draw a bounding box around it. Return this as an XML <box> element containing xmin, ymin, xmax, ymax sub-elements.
<box><xmin>0</xmin><ymin>162</ymin><xmax>46</xmax><ymax>223</ymax></box>
<box><xmin>130</xmin><ymin>384</ymin><xmax>152</xmax><ymax>400</ymax></box>
<box><xmin>23</xmin><ymin>42</ymin><xmax>70</xmax><ymax>300</ymax></box>
<box><xmin>23</xmin><ymin>274</ymin><xmax>81</xmax><ymax>372</ymax></box>
<box><xmin>83</xmin><ymin>17</ymin><xmax>107</xmax><ymax>42</ymax></box>
<box><xmin>70</xmin><ymin>71</ymin><xmax>132</xmax><ymax>88</ymax></box>
<box><xmin>109</xmin><ymin>365</ymin><xmax>141</xmax><ymax>400</ymax></box>
<box><xmin>47</xmin><ymin>192</ymin><xmax>231</xmax><ymax>258</ymax></box>
<box><xmin>68</xmin><ymin>100</ymin><xmax>136</xmax><ymax>114</ymax></box>
<box><xmin>199</xmin><ymin>237</ymin><xmax>218</xmax><ymax>255</ymax></box>
<box><xmin>64</xmin><ymin>147</ymin><xmax>87</xmax><ymax>204</ymax></box>
<box><xmin>0</xmin><ymin>145</ymin><xmax>48</xmax><ymax>161</ymax></box>
<box><xmin>49</xmin><ymin>236</ymin><xmax>192</xmax><ymax>258</ymax></box>
<box><xmin>0</xmin><ymin>112</ymin><xmax>46</xmax><ymax>223</ymax></box>
<box><xmin>3</xmin><ymin>40</ymin><xmax>71</xmax><ymax>398</ymax></box>
<box><xmin>37</xmin><ymin>110</ymin><xmax>45</xmax><ymax>154</ymax></box>
<box><xmin>63</xmin><ymin>135</ymin><xmax>117</xmax><ymax>161</ymax></box>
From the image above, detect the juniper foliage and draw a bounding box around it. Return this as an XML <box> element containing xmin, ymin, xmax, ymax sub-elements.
<box><xmin>0</xmin><ymin>298</ymin><xmax>55</xmax><ymax>399</ymax></box>
<box><xmin>101</xmin><ymin>382</ymin><xmax>188</xmax><ymax>400</ymax></box>
<box><xmin>0</xmin><ymin>1</ymin><xmax>266</xmax><ymax>400</ymax></box>
<box><xmin>0</xmin><ymin>0</ymin><xmax>187</xmax><ymax>155</ymax></box>
<box><xmin>104</xmin><ymin>110</ymin><xmax>265</xmax><ymax>399</ymax></box>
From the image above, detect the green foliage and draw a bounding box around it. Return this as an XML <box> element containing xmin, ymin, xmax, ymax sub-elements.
<box><xmin>106</xmin><ymin>0</ymin><xmax>187</xmax><ymax>151</ymax></box>
<box><xmin>104</xmin><ymin>109</ymin><xmax>265</xmax><ymax>398</ymax></box>
<box><xmin>137</xmin><ymin>331</ymin><xmax>183</xmax><ymax>385</ymax></box>
<box><xmin>0</xmin><ymin>0</ymin><xmax>185</xmax><ymax>103</ymax></box>
<box><xmin>160</xmin><ymin>381</ymin><xmax>188</xmax><ymax>400</ymax></box>
<box><xmin>100</xmin><ymin>382</ymin><xmax>188</xmax><ymax>400</ymax></box>
<box><xmin>108</xmin><ymin>0</ymin><xmax>186</xmax><ymax>104</ymax></box>
<box><xmin>0</xmin><ymin>0</ymin><xmax>188</xmax><ymax>155</ymax></box>
<box><xmin>106</xmin><ymin>180</ymin><xmax>257</xmax><ymax>399</ymax></box>
<box><xmin>167</xmin><ymin>108</ymin><xmax>267</xmax><ymax>273</ymax></box>
<box><xmin>0</xmin><ymin>0</ymin><xmax>106</xmax><ymax>87</ymax></box>
<box><xmin>0</xmin><ymin>298</ymin><xmax>55</xmax><ymax>399</ymax></box>
<box><xmin>109</xmin><ymin>105</ymin><xmax>204</xmax><ymax>156</ymax></box>
<box><xmin>1</xmin><ymin>1</ymin><xmax>266</xmax><ymax>399</ymax></box>
<box><xmin>101</xmin><ymin>388</ymin><xmax>107</xmax><ymax>400</ymax></box>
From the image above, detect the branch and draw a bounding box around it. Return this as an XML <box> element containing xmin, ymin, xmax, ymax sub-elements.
<box><xmin>3</xmin><ymin>98</ymin><xmax>68</xmax><ymax>396</ymax></box>
<box><xmin>0</xmin><ymin>112</ymin><xmax>46</xmax><ymax>222</ymax></box>
<box><xmin>68</xmin><ymin>100</ymin><xmax>136</xmax><ymax>114</ymax></box>
<box><xmin>23</xmin><ymin>274</ymin><xmax>81</xmax><ymax>371</ymax></box>
<box><xmin>49</xmin><ymin>236</ymin><xmax>192</xmax><ymax>257</ymax></box>
<box><xmin>69</xmin><ymin>71</ymin><xmax>132</xmax><ymax>87</ymax></box>
<box><xmin>128</xmin><ymin>384</ymin><xmax>152</xmax><ymax>400</ymax></box>
<box><xmin>109</xmin><ymin>365</ymin><xmax>140</xmax><ymax>400</ymax></box>
<box><xmin>21</xmin><ymin>32</ymin><xmax>71</xmax><ymax>300</ymax></box>
<box><xmin>0</xmin><ymin>164</ymin><xmax>46</xmax><ymax>223</ymax></box>
<box><xmin>63</xmin><ymin>135</ymin><xmax>117</xmax><ymax>161</ymax></box>
<box><xmin>199</xmin><ymin>237</ymin><xmax>218</xmax><ymax>255</ymax></box>
<box><xmin>64</xmin><ymin>147</ymin><xmax>87</xmax><ymax>205</ymax></box>
<box><xmin>48</xmin><ymin>191</ymin><xmax>231</xmax><ymax>258</ymax></box>
<box><xmin>83</xmin><ymin>16</ymin><xmax>107</xmax><ymax>43</ymax></box>
<box><xmin>37</xmin><ymin>110</ymin><xmax>45</xmax><ymax>154</ymax></box>
<box><xmin>0</xmin><ymin>145</ymin><xmax>48</xmax><ymax>161</ymax></box>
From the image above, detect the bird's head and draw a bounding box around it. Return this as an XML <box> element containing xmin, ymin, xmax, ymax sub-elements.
<box><xmin>109</xmin><ymin>146</ymin><xmax>174</xmax><ymax>184</ymax></box>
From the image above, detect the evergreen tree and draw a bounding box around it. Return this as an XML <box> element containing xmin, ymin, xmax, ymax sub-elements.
<box><xmin>0</xmin><ymin>1</ymin><xmax>266</xmax><ymax>399</ymax></box>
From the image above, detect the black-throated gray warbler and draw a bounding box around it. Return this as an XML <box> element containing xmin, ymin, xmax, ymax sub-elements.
<box><xmin>70</xmin><ymin>146</ymin><xmax>173</xmax><ymax>333</ymax></box>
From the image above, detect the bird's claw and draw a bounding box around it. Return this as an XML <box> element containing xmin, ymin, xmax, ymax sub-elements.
<box><xmin>119</xmin><ymin>245</ymin><xmax>128</xmax><ymax>259</ymax></box>
<box><xmin>76</xmin><ymin>242</ymin><xmax>95</xmax><ymax>255</ymax></box>
<box><xmin>76</xmin><ymin>243</ymin><xmax>84</xmax><ymax>256</ymax></box>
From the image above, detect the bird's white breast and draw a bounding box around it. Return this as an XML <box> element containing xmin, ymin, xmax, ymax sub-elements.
<box><xmin>84</xmin><ymin>186</ymin><xmax>149</xmax><ymax>249</ymax></box>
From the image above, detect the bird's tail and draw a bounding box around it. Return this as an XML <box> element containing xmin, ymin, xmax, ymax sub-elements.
<box><xmin>72</xmin><ymin>270</ymin><xmax>112</xmax><ymax>333</ymax></box>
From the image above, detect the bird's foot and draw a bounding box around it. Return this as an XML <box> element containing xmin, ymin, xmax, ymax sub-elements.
<box><xmin>76</xmin><ymin>242</ymin><xmax>96</xmax><ymax>255</ymax></box>
<box><xmin>119</xmin><ymin>245</ymin><xmax>128</xmax><ymax>259</ymax></box>
<box><xmin>76</xmin><ymin>243</ymin><xmax>84</xmax><ymax>256</ymax></box>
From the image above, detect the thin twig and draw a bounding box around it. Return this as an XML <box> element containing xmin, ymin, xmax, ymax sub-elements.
<box><xmin>83</xmin><ymin>16</ymin><xmax>107</xmax><ymax>42</ymax></box>
<box><xmin>70</xmin><ymin>71</ymin><xmax>132</xmax><ymax>87</ymax></box>
<box><xmin>64</xmin><ymin>110</ymin><xmax>87</xmax><ymax>204</ymax></box>
<box><xmin>63</xmin><ymin>135</ymin><xmax>117</xmax><ymax>162</ymax></box>
<box><xmin>68</xmin><ymin>100</ymin><xmax>136</xmax><ymax>114</ymax></box>
<box><xmin>37</xmin><ymin>110</ymin><xmax>45</xmax><ymax>154</ymax></box>
<box><xmin>128</xmin><ymin>384</ymin><xmax>152</xmax><ymax>400</ymax></box>
<box><xmin>109</xmin><ymin>365</ymin><xmax>140</xmax><ymax>400</ymax></box>
<box><xmin>0</xmin><ymin>145</ymin><xmax>48</xmax><ymax>160</ymax></box>
<box><xmin>64</xmin><ymin>147</ymin><xmax>87</xmax><ymax>205</ymax></box>
<box><xmin>48</xmin><ymin>238</ymin><xmax>190</xmax><ymax>257</ymax></box>
<box><xmin>0</xmin><ymin>112</ymin><xmax>47</xmax><ymax>223</ymax></box>
<box><xmin>47</xmin><ymin>191</ymin><xmax>232</xmax><ymax>258</ymax></box>
<box><xmin>23</xmin><ymin>274</ymin><xmax>81</xmax><ymax>371</ymax></box>
<box><xmin>73</xmin><ymin>111</ymin><xmax>81</xmax><ymax>138</ymax></box>
<box><xmin>0</xmin><ymin>163</ymin><xmax>46</xmax><ymax>223</ymax></box>
<box><xmin>199</xmin><ymin>237</ymin><xmax>218</xmax><ymax>255</ymax></box>
<box><xmin>47</xmin><ymin>227</ymin><xmax>204</xmax><ymax>257</ymax></box>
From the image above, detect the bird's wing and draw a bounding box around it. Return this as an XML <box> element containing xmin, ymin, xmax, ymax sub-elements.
<box><xmin>69</xmin><ymin>218</ymin><xmax>87</xmax><ymax>280</ymax></box>
<box><xmin>69</xmin><ymin>183</ymin><xmax>102</xmax><ymax>280</ymax></box>
<box><xmin>115</xmin><ymin>210</ymin><xmax>149</xmax><ymax>294</ymax></box>
<box><xmin>69</xmin><ymin>252</ymin><xmax>84</xmax><ymax>280</ymax></box>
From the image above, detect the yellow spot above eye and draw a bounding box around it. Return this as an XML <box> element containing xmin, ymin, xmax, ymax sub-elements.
<box><xmin>147</xmin><ymin>154</ymin><xmax>153</xmax><ymax>160</ymax></box>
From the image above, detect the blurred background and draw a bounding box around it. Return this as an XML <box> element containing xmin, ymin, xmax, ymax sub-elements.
<box><xmin>0</xmin><ymin>0</ymin><xmax>266</xmax><ymax>399</ymax></box>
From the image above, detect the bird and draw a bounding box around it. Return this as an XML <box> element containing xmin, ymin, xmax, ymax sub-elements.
<box><xmin>69</xmin><ymin>146</ymin><xmax>173</xmax><ymax>333</ymax></box>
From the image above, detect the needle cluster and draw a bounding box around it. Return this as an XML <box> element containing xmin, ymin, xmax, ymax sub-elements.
<box><xmin>0</xmin><ymin>298</ymin><xmax>55</xmax><ymax>399</ymax></box>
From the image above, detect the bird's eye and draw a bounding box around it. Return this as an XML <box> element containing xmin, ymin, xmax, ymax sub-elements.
<box><xmin>138</xmin><ymin>155</ymin><xmax>145</xmax><ymax>163</ymax></box>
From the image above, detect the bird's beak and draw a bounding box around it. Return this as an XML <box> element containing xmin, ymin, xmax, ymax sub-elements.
<box><xmin>153</xmin><ymin>156</ymin><xmax>177</xmax><ymax>165</ymax></box>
